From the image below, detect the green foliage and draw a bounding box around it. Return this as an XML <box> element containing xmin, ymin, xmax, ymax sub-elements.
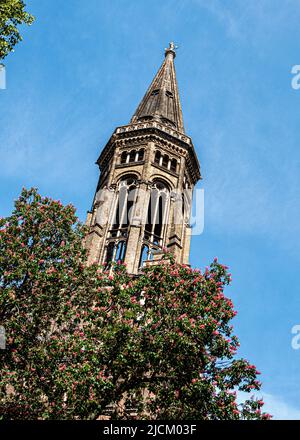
<box><xmin>0</xmin><ymin>188</ymin><xmax>271</xmax><ymax>420</ymax></box>
<box><xmin>0</xmin><ymin>0</ymin><xmax>34</xmax><ymax>60</ymax></box>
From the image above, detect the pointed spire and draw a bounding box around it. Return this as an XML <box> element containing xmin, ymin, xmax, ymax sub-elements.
<box><xmin>130</xmin><ymin>42</ymin><xmax>185</xmax><ymax>133</ymax></box>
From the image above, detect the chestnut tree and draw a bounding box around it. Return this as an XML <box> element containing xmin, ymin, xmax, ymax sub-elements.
<box><xmin>0</xmin><ymin>188</ymin><xmax>271</xmax><ymax>420</ymax></box>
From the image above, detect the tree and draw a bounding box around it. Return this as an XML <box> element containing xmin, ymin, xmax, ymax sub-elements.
<box><xmin>0</xmin><ymin>0</ymin><xmax>34</xmax><ymax>60</ymax></box>
<box><xmin>0</xmin><ymin>188</ymin><xmax>271</xmax><ymax>420</ymax></box>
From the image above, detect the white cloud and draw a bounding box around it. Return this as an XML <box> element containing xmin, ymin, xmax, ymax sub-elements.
<box><xmin>238</xmin><ymin>391</ymin><xmax>300</xmax><ymax>420</ymax></box>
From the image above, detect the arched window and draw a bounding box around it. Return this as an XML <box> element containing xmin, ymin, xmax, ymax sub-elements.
<box><xmin>115</xmin><ymin>240</ymin><xmax>127</xmax><ymax>262</ymax></box>
<box><xmin>140</xmin><ymin>180</ymin><xmax>169</xmax><ymax>267</ymax></box>
<box><xmin>154</xmin><ymin>150</ymin><xmax>178</xmax><ymax>173</ymax></box>
<box><xmin>153</xmin><ymin>195</ymin><xmax>164</xmax><ymax>241</ymax></box>
<box><xmin>170</xmin><ymin>158</ymin><xmax>177</xmax><ymax>173</ymax></box>
<box><xmin>105</xmin><ymin>176</ymin><xmax>138</xmax><ymax>266</ymax></box>
<box><xmin>154</xmin><ymin>150</ymin><xmax>161</xmax><ymax>165</ymax></box>
<box><xmin>162</xmin><ymin>154</ymin><xmax>169</xmax><ymax>168</ymax></box>
<box><xmin>139</xmin><ymin>244</ymin><xmax>152</xmax><ymax>268</ymax></box>
<box><xmin>106</xmin><ymin>242</ymin><xmax>115</xmax><ymax>265</ymax></box>
<box><xmin>121</xmin><ymin>151</ymin><xmax>127</xmax><ymax>164</ymax></box>
<box><xmin>104</xmin><ymin>240</ymin><xmax>127</xmax><ymax>267</ymax></box>
<box><xmin>129</xmin><ymin>150</ymin><xmax>136</xmax><ymax>163</ymax></box>
<box><xmin>116</xmin><ymin>177</ymin><xmax>137</xmax><ymax>228</ymax></box>
<box><xmin>138</xmin><ymin>149</ymin><xmax>144</xmax><ymax>161</ymax></box>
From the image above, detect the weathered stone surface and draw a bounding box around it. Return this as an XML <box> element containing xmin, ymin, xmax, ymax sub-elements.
<box><xmin>85</xmin><ymin>44</ymin><xmax>201</xmax><ymax>273</ymax></box>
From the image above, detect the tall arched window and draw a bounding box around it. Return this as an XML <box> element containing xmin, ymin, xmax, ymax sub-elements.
<box><xmin>140</xmin><ymin>180</ymin><xmax>169</xmax><ymax>267</ymax></box>
<box><xmin>111</xmin><ymin>177</ymin><xmax>137</xmax><ymax>230</ymax></box>
<box><xmin>105</xmin><ymin>176</ymin><xmax>138</xmax><ymax>266</ymax></box>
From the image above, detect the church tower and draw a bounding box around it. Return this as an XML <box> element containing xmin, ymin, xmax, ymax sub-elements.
<box><xmin>85</xmin><ymin>43</ymin><xmax>201</xmax><ymax>274</ymax></box>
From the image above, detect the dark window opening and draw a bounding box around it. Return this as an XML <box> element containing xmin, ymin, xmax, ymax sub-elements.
<box><xmin>138</xmin><ymin>149</ymin><xmax>144</xmax><ymax>161</ymax></box>
<box><xmin>162</xmin><ymin>155</ymin><xmax>168</xmax><ymax>168</ymax></box>
<box><xmin>105</xmin><ymin>240</ymin><xmax>127</xmax><ymax>266</ymax></box>
<box><xmin>170</xmin><ymin>158</ymin><xmax>177</xmax><ymax>173</ymax></box>
<box><xmin>106</xmin><ymin>242</ymin><xmax>115</xmax><ymax>265</ymax></box>
<box><xmin>129</xmin><ymin>150</ymin><xmax>136</xmax><ymax>162</ymax></box>
<box><xmin>154</xmin><ymin>151</ymin><xmax>161</xmax><ymax>164</ymax></box>
<box><xmin>121</xmin><ymin>151</ymin><xmax>127</xmax><ymax>164</ymax></box>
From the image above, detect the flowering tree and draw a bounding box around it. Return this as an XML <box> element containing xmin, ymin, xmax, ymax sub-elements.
<box><xmin>0</xmin><ymin>188</ymin><xmax>271</xmax><ymax>420</ymax></box>
<box><xmin>0</xmin><ymin>0</ymin><xmax>34</xmax><ymax>60</ymax></box>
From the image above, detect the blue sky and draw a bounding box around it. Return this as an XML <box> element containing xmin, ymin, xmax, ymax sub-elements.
<box><xmin>1</xmin><ymin>0</ymin><xmax>300</xmax><ymax>418</ymax></box>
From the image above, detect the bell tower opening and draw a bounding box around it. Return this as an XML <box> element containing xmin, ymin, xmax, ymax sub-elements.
<box><xmin>139</xmin><ymin>180</ymin><xmax>169</xmax><ymax>268</ymax></box>
<box><xmin>104</xmin><ymin>175</ymin><xmax>138</xmax><ymax>267</ymax></box>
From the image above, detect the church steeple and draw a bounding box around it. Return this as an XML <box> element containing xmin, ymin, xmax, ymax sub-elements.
<box><xmin>85</xmin><ymin>43</ymin><xmax>201</xmax><ymax>274</ymax></box>
<box><xmin>130</xmin><ymin>42</ymin><xmax>185</xmax><ymax>133</ymax></box>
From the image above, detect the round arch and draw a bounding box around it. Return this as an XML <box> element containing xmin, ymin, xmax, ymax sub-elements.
<box><xmin>115</xmin><ymin>171</ymin><xmax>141</xmax><ymax>183</ymax></box>
<box><xmin>150</xmin><ymin>174</ymin><xmax>174</xmax><ymax>191</ymax></box>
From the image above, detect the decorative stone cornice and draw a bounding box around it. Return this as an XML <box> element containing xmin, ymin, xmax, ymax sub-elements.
<box><xmin>116</xmin><ymin>121</ymin><xmax>190</xmax><ymax>144</ymax></box>
<box><xmin>97</xmin><ymin>122</ymin><xmax>201</xmax><ymax>185</ymax></box>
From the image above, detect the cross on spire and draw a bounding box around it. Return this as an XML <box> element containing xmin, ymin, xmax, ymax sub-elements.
<box><xmin>165</xmin><ymin>41</ymin><xmax>178</xmax><ymax>58</ymax></box>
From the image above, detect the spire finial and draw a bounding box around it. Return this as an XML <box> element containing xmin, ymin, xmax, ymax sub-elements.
<box><xmin>165</xmin><ymin>41</ymin><xmax>178</xmax><ymax>58</ymax></box>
